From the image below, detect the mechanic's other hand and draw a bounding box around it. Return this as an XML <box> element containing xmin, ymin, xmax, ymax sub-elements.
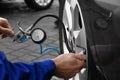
<box><xmin>0</xmin><ymin>17</ymin><xmax>14</xmax><ymax>39</ymax></box>
<box><xmin>53</xmin><ymin>53</ymin><xmax>86</xmax><ymax>78</ymax></box>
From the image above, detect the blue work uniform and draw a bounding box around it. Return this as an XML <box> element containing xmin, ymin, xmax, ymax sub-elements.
<box><xmin>0</xmin><ymin>51</ymin><xmax>56</xmax><ymax>80</ymax></box>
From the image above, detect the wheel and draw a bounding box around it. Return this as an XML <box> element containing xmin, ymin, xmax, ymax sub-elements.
<box><xmin>24</xmin><ymin>0</ymin><xmax>54</xmax><ymax>10</ymax></box>
<box><xmin>59</xmin><ymin>0</ymin><xmax>88</xmax><ymax>80</ymax></box>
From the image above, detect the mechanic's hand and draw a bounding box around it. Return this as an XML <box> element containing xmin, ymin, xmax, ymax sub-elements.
<box><xmin>0</xmin><ymin>17</ymin><xmax>14</xmax><ymax>39</ymax></box>
<box><xmin>52</xmin><ymin>53</ymin><xmax>86</xmax><ymax>78</ymax></box>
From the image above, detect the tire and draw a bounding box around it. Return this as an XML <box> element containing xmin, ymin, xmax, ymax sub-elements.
<box><xmin>59</xmin><ymin>0</ymin><xmax>88</xmax><ymax>80</ymax></box>
<box><xmin>24</xmin><ymin>0</ymin><xmax>53</xmax><ymax>10</ymax></box>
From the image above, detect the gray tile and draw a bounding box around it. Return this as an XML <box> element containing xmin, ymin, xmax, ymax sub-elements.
<box><xmin>6</xmin><ymin>54</ymin><xmax>17</xmax><ymax>61</ymax></box>
<box><xmin>18</xmin><ymin>55</ymin><xmax>37</xmax><ymax>62</ymax></box>
<box><xmin>33</xmin><ymin>54</ymin><xmax>56</xmax><ymax>62</ymax></box>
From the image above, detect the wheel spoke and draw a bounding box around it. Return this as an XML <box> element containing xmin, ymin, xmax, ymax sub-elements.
<box><xmin>73</xmin><ymin>30</ymin><xmax>81</xmax><ymax>39</ymax></box>
<box><xmin>35</xmin><ymin>0</ymin><xmax>51</xmax><ymax>6</ymax></box>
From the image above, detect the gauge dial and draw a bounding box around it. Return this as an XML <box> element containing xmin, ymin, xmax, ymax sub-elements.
<box><xmin>31</xmin><ymin>28</ymin><xmax>46</xmax><ymax>44</ymax></box>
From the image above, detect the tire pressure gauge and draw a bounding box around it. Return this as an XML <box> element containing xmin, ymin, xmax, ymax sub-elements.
<box><xmin>31</xmin><ymin>28</ymin><xmax>46</xmax><ymax>44</ymax></box>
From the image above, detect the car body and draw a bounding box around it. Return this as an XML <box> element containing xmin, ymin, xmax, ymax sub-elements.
<box><xmin>59</xmin><ymin>0</ymin><xmax>120</xmax><ymax>80</ymax></box>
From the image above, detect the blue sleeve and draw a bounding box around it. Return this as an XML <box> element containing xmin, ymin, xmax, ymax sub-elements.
<box><xmin>0</xmin><ymin>51</ymin><xmax>56</xmax><ymax>80</ymax></box>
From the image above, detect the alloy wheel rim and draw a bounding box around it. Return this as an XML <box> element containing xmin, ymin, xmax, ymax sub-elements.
<box><xmin>62</xmin><ymin>0</ymin><xmax>88</xmax><ymax>80</ymax></box>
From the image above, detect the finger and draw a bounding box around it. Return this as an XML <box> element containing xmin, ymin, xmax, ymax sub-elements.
<box><xmin>0</xmin><ymin>26</ymin><xmax>14</xmax><ymax>36</ymax></box>
<box><xmin>0</xmin><ymin>17</ymin><xmax>10</xmax><ymax>28</ymax></box>
<box><xmin>0</xmin><ymin>34</ymin><xmax>7</xmax><ymax>39</ymax></box>
<box><xmin>73</xmin><ymin>54</ymin><xmax>86</xmax><ymax>61</ymax></box>
<box><xmin>77</xmin><ymin>60</ymin><xmax>86</xmax><ymax>70</ymax></box>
